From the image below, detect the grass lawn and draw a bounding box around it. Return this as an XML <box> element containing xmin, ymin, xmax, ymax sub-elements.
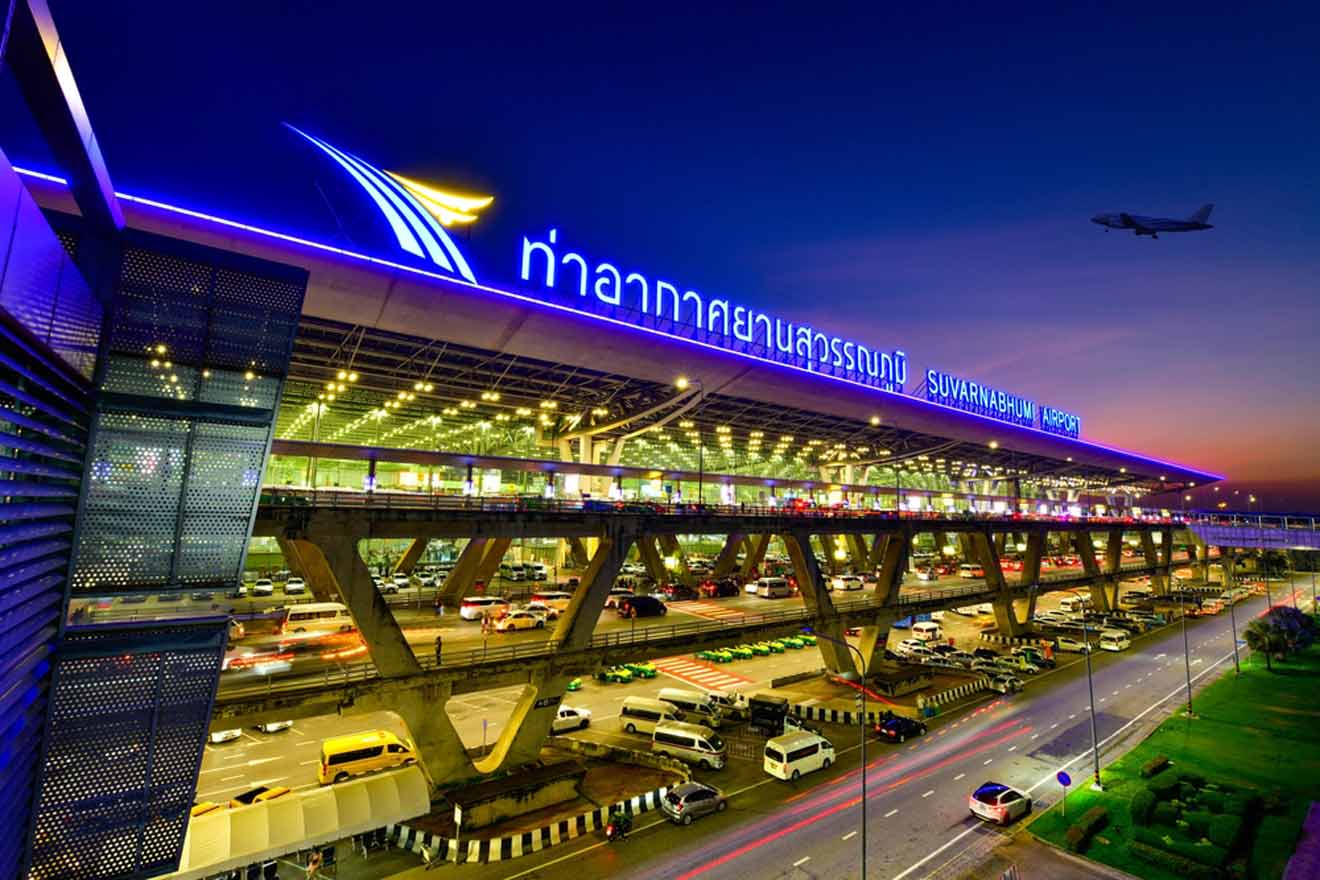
<box><xmin>1030</xmin><ymin>645</ymin><xmax>1320</xmax><ymax>879</ymax></box>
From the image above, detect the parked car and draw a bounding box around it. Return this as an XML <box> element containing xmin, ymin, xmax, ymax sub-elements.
<box><xmin>875</xmin><ymin>715</ymin><xmax>927</xmax><ymax>743</ymax></box>
<box><xmin>618</xmin><ymin>595</ymin><xmax>668</xmax><ymax>618</ymax></box>
<box><xmin>972</xmin><ymin>647</ymin><xmax>1001</xmax><ymax>661</ymax></box>
<box><xmin>252</xmin><ymin>579</ymin><xmax>274</xmax><ymax>597</ymax></box>
<box><xmin>209</xmin><ymin>728</ymin><xmax>241</xmax><ymax>744</ymax></box>
<box><xmin>969</xmin><ymin>781</ymin><xmax>1032</xmax><ymax>825</ymax></box>
<box><xmin>623</xmin><ymin>661</ymin><xmax>658</xmax><ymax>678</ymax></box>
<box><xmin>1054</xmin><ymin>636</ymin><xmax>1091</xmax><ymax>653</ymax></box>
<box><xmin>604</xmin><ymin>588</ymin><xmax>636</xmax><ymax>609</ymax></box>
<box><xmin>699</xmin><ymin>578</ymin><xmax>741</xmax><ymax>598</ymax></box>
<box><xmin>662</xmin><ymin>583</ymin><xmax>699</xmax><ymax>601</ymax></box>
<box><xmin>987</xmin><ymin>674</ymin><xmax>1023</xmax><ymax>694</ymax></box>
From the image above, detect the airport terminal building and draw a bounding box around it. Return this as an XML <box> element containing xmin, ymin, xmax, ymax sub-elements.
<box><xmin>0</xmin><ymin>4</ymin><xmax>1226</xmax><ymax>878</ymax></box>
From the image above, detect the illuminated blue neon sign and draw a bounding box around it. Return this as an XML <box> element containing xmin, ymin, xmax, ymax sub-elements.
<box><xmin>519</xmin><ymin>228</ymin><xmax>908</xmax><ymax>390</ymax></box>
<box><xmin>925</xmin><ymin>368</ymin><xmax>1080</xmax><ymax>437</ymax></box>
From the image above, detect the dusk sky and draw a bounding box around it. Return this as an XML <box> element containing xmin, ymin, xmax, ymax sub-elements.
<box><xmin>12</xmin><ymin>1</ymin><xmax>1319</xmax><ymax>507</ymax></box>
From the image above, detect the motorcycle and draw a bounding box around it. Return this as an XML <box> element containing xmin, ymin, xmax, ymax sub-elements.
<box><xmin>605</xmin><ymin>811</ymin><xmax>632</xmax><ymax>842</ymax></box>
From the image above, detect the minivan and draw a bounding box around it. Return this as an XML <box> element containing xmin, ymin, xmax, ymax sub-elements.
<box><xmin>530</xmin><ymin>590</ymin><xmax>574</xmax><ymax>611</ymax></box>
<box><xmin>912</xmin><ymin>621</ymin><xmax>943</xmax><ymax>642</ymax></box>
<box><xmin>652</xmin><ymin>721</ymin><xmax>726</xmax><ymax>770</ymax></box>
<box><xmin>756</xmin><ymin>577</ymin><xmax>793</xmax><ymax>599</ymax></box>
<box><xmin>658</xmin><ymin>688</ymin><xmax>725</xmax><ymax>727</ymax></box>
<box><xmin>460</xmin><ymin>596</ymin><xmax>510</xmax><ymax>620</ymax></box>
<box><xmin>764</xmin><ymin>731</ymin><xmax>835</xmax><ymax>781</ymax></box>
<box><xmin>318</xmin><ymin>730</ymin><xmax>415</xmax><ymax>784</ymax></box>
<box><xmin>1098</xmin><ymin>629</ymin><xmax>1131</xmax><ymax>652</ymax></box>
<box><xmin>1059</xmin><ymin>595</ymin><xmax>1093</xmax><ymax>614</ymax></box>
<box><xmin>620</xmin><ymin>697</ymin><xmax>685</xmax><ymax>735</ymax></box>
<box><xmin>499</xmin><ymin>562</ymin><xmax>527</xmax><ymax>581</ymax></box>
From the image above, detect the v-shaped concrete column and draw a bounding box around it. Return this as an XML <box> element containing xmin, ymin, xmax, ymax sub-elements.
<box><xmin>711</xmin><ymin>532</ymin><xmax>746</xmax><ymax>578</ymax></box>
<box><xmin>784</xmin><ymin>531</ymin><xmax>858</xmax><ymax>678</ymax></box>
<box><xmin>392</xmin><ymin>538</ymin><xmax>430</xmax><ymax>575</ymax></box>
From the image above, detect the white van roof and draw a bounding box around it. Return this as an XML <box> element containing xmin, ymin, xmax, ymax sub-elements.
<box><xmin>654</xmin><ymin>720</ymin><xmax>716</xmax><ymax>739</ymax></box>
<box><xmin>767</xmin><ymin>730</ymin><xmax>829</xmax><ymax>750</ymax></box>
<box><xmin>1100</xmin><ymin>629</ymin><xmax>1128</xmax><ymax>638</ymax></box>
<box><xmin>623</xmin><ymin>696</ymin><xmax>680</xmax><ymax>712</ymax></box>
<box><xmin>286</xmin><ymin>602</ymin><xmax>348</xmax><ymax>614</ymax></box>
<box><xmin>913</xmin><ymin>621</ymin><xmax>941</xmax><ymax>629</ymax></box>
<box><xmin>658</xmin><ymin>687</ymin><xmax>712</xmax><ymax>702</ymax></box>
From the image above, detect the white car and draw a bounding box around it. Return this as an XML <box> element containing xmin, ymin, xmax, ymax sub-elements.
<box><xmin>969</xmin><ymin>781</ymin><xmax>1032</xmax><ymax>825</ymax></box>
<box><xmin>971</xmin><ymin>658</ymin><xmax>1003</xmax><ymax>674</ymax></box>
<box><xmin>209</xmin><ymin>728</ymin><xmax>241</xmax><ymax>744</ymax></box>
<box><xmin>459</xmin><ymin>596</ymin><xmax>510</xmax><ymax>620</ymax></box>
<box><xmin>895</xmin><ymin>638</ymin><xmax>925</xmax><ymax>657</ymax></box>
<box><xmin>392</xmin><ymin>572</ymin><xmax>411</xmax><ymax>587</ymax></box>
<box><xmin>944</xmin><ymin>650</ymin><xmax>977</xmax><ymax>667</ymax></box>
<box><xmin>551</xmin><ymin>705</ymin><xmax>592</xmax><ymax>733</ymax></box>
<box><xmin>495</xmin><ymin>609</ymin><xmax>546</xmax><ymax>632</ymax></box>
<box><xmin>916</xmin><ymin>567</ymin><xmax>938</xmax><ymax>582</ymax></box>
<box><xmin>255</xmin><ymin>720</ymin><xmax>293</xmax><ymax>733</ymax></box>
<box><xmin>1055</xmin><ymin>636</ymin><xmax>1092</xmax><ymax>653</ymax></box>
<box><xmin>831</xmin><ymin>576</ymin><xmax>864</xmax><ymax>591</ymax></box>
<box><xmin>283</xmin><ymin>577</ymin><xmax>306</xmax><ymax>594</ymax></box>
<box><xmin>987</xmin><ymin>674</ymin><xmax>1023</xmax><ymax>694</ymax></box>
<box><xmin>905</xmin><ymin>645</ymin><xmax>936</xmax><ymax>661</ymax></box>
<box><xmin>522</xmin><ymin>601</ymin><xmax>561</xmax><ymax>620</ymax></box>
<box><xmin>252</xmin><ymin>579</ymin><xmax>274</xmax><ymax>597</ymax></box>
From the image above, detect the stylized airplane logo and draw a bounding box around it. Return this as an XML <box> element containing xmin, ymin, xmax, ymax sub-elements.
<box><xmin>286</xmin><ymin>123</ymin><xmax>491</xmax><ymax>283</ymax></box>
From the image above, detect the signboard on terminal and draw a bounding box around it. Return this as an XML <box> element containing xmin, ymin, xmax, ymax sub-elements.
<box><xmin>925</xmin><ymin>369</ymin><xmax>1081</xmax><ymax>438</ymax></box>
<box><xmin>290</xmin><ymin>127</ymin><xmax>1082</xmax><ymax>437</ymax></box>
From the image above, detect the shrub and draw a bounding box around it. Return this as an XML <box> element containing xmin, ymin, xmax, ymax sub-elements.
<box><xmin>1130</xmin><ymin>840</ymin><xmax>1221</xmax><ymax>879</ymax></box>
<box><xmin>1209</xmin><ymin>814</ymin><xmax>1243</xmax><ymax>850</ymax></box>
<box><xmin>1131</xmin><ymin>789</ymin><xmax>1157</xmax><ymax>826</ymax></box>
<box><xmin>1262</xmin><ymin>787</ymin><xmax>1287</xmax><ymax>814</ymax></box>
<box><xmin>1064</xmin><ymin>806</ymin><xmax>1110</xmax><ymax>853</ymax></box>
<box><xmin>1178</xmin><ymin>770</ymin><xmax>1207</xmax><ymax>788</ymax></box>
<box><xmin>1180</xmin><ymin>782</ymin><xmax>1200</xmax><ymax>802</ymax></box>
<box><xmin>1186</xmin><ymin>810</ymin><xmax>1214</xmax><ymax>837</ymax></box>
<box><xmin>1153</xmin><ymin>802</ymin><xmax>1179</xmax><ymax>825</ymax></box>
<box><xmin>1149</xmin><ymin>773</ymin><xmax>1181</xmax><ymax>800</ymax></box>
<box><xmin>1142</xmin><ymin>754</ymin><xmax>1171</xmax><ymax>778</ymax></box>
<box><xmin>1200</xmin><ymin>790</ymin><xmax>1226</xmax><ymax>814</ymax></box>
<box><xmin>1226</xmin><ymin>793</ymin><xmax>1260</xmax><ymax>818</ymax></box>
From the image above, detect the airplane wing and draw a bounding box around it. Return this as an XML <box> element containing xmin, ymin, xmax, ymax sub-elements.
<box><xmin>1119</xmin><ymin>213</ymin><xmax>1155</xmax><ymax>234</ymax></box>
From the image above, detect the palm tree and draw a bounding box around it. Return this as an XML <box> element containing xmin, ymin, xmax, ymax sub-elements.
<box><xmin>1244</xmin><ymin>618</ymin><xmax>1287</xmax><ymax>671</ymax></box>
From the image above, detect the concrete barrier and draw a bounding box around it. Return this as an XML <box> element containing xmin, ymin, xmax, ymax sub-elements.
<box><xmin>544</xmin><ymin>735</ymin><xmax>690</xmax><ymax>781</ymax></box>
<box><xmin>770</xmin><ymin>668</ymin><xmax>826</xmax><ymax>688</ymax></box>
<box><xmin>916</xmin><ymin>676</ymin><xmax>990</xmax><ymax>712</ymax></box>
<box><xmin>388</xmin><ymin>785</ymin><xmax>672</xmax><ymax>863</ymax></box>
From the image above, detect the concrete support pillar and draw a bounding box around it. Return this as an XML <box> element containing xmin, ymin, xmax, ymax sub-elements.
<box><xmin>711</xmin><ymin>532</ymin><xmax>745</xmax><ymax>578</ymax></box>
<box><xmin>972</xmin><ymin>529</ymin><xmax>1025</xmax><ymax>637</ymax></box>
<box><xmin>438</xmin><ymin>538</ymin><xmax>489</xmax><ymax>608</ymax></box>
<box><xmin>958</xmin><ymin>532</ymin><xmax>976</xmax><ymax>562</ymax></box>
<box><xmin>814</xmin><ymin>534</ymin><xmax>843</xmax><ymax>574</ymax></box>
<box><xmin>1220</xmin><ymin>551</ymin><xmax>1237</xmax><ymax>589</ymax></box>
<box><xmin>657</xmin><ymin>534</ymin><xmax>696</xmax><ymax>587</ymax></box>
<box><xmin>390</xmin><ymin>681</ymin><xmax>475</xmax><ymax>786</ymax></box>
<box><xmin>277</xmin><ymin>536</ymin><xmax>334</xmax><ymax>601</ymax></box>
<box><xmin>297</xmin><ymin>535</ymin><xmax>420</xmax><ymax>677</ymax></box>
<box><xmin>567</xmin><ymin>537</ymin><xmax>591</xmax><ymax>569</ymax></box>
<box><xmin>857</xmin><ymin>625</ymin><xmax>888</xmax><ymax>675</ymax></box>
<box><xmin>783</xmin><ymin>531</ymin><xmax>858</xmax><ymax>678</ymax></box>
<box><xmin>866</xmin><ymin>534</ymin><xmax>889</xmax><ymax>570</ymax></box>
<box><xmin>740</xmin><ymin>534</ymin><xmax>771</xmax><ymax>579</ymax></box>
<box><xmin>993</xmin><ymin>532</ymin><xmax>1007</xmax><ymax>554</ymax></box>
<box><xmin>1021</xmin><ymin>531</ymin><xmax>1044</xmax><ymax>588</ymax></box>
<box><xmin>1074</xmin><ymin>531</ymin><xmax>1112</xmax><ymax>613</ymax></box>
<box><xmin>474</xmin><ymin>537</ymin><xmax>512</xmax><ymax>585</ymax></box>
<box><xmin>393</xmin><ymin>538</ymin><xmax>429</xmax><ymax>576</ymax></box>
<box><xmin>636</xmin><ymin>535</ymin><xmax>669</xmax><ymax>583</ymax></box>
<box><xmin>1103</xmin><ymin>529</ymin><xmax>1123</xmax><ymax>575</ymax></box>
<box><xmin>872</xmin><ymin>533</ymin><xmax>907</xmax><ymax>606</ymax></box>
<box><xmin>934</xmin><ymin>531</ymin><xmax>950</xmax><ymax>556</ymax></box>
<box><xmin>1141</xmin><ymin>530</ymin><xmax>1168</xmax><ymax>594</ymax></box>
<box><xmin>846</xmin><ymin>534</ymin><xmax>870</xmax><ymax>572</ymax></box>
<box><xmin>476</xmin><ymin>527</ymin><xmax>635</xmax><ymax>773</ymax></box>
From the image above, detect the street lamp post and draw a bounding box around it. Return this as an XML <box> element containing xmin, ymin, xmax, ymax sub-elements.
<box><xmin>1179</xmin><ymin>590</ymin><xmax>1195</xmax><ymax>717</ymax></box>
<box><xmin>1227</xmin><ymin>581</ymin><xmax>1241</xmax><ymax>675</ymax></box>
<box><xmin>1066</xmin><ymin>589</ymin><xmax>1104</xmax><ymax>791</ymax></box>
<box><xmin>803</xmin><ymin>627</ymin><xmax>867</xmax><ymax>879</ymax></box>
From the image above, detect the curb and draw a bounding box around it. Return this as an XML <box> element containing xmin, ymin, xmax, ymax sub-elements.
<box><xmin>1026</xmin><ymin>831</ymin><xmax>1146</xmax><ymax>880</ymax></box>
<box><xmin>788</xmin><ymin>675</ymin><xmax>989</xmax><ymax>724</ymax></box>
<box><xmin>388</xmin><ymin>786</ymin><xmax>669</xmax><ymax>864</ymax></box>
<box><xmin>917</xmin><ymin>676</ymin><xmax>990</xmax><ymax>710</ymax></box>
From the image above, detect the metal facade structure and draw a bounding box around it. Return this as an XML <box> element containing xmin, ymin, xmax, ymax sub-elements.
<box><xmin>67</xmin><ymin>231</ymin><xmax>308</xmax><ymax>594</ymax></box>
<box><xmin>0</xmin><ymin>145</ymin><xmax>99</xmax><ymax>879</ymax></box>
<box><xmin>27</xmin><ymin>619</ymin><xmax>228</xmax><ymax>880</ymax></box>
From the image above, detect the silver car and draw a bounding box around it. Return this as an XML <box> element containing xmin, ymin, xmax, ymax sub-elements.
<box><xmin>661</xmin><ymin>781</ymin><xmax>727</xmax><ymax>825</ymax></box>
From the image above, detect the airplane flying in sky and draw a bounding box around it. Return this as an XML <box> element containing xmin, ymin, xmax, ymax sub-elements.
<box><xmin>1091</xmin><ymin>204</ymin><xmax>1214</xmax><ymax>238</ymax></box>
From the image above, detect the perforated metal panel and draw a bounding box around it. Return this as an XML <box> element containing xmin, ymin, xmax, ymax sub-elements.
<box><xmin>175</xmin><ymin>422</ymin><xmax>269</xmax><ymax>583</ymax></box>
<box><xmin>27</xmin><ymin>620</ymin><xmax>227</xmax><ymax>880</ymax></box>
<box><xmin>0</xmin><ymin>151</ymin><xmax>97</xmax><ymax>880</ymax></box>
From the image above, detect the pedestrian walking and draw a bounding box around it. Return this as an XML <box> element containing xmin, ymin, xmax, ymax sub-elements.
<box><xmin>434</xmin><ymin>635</ymin><xmax>443</xmax><ymax>666</ymax></box>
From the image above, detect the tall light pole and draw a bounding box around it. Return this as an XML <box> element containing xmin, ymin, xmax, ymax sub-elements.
<box><xmin>1179</xmin><ymin>589</ymin><xmax>1195</xmax><ymax>717</ymax></box>
<box><xmin>1227</xmin><ymin>578</ymin><xmax>1241</xmax><ymax>676</ymax></box>
<box><xmin>1065</xmin><ymin>589</ymin><xmax>1103</xmax><ymax>791</ymax></box>
<box><xmin>803</xmin><ymin>626</ymin><xmax>867</xmax><ymax>879</ymax></box>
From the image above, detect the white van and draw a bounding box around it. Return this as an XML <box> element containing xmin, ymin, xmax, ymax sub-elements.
<box><xmin>620</xmin><ymin>697</ymin><xmax>685</xmax><ymax>735</ymax></box>
<box><xmin>652</xmin><ymin>721</ymin><xmax>726</xmax><ymax>770</ymax></box>
<box><xmin>499</xmin><ymin>562</ymin><xmax>527</xmax><ymax>582</ymax></box>
<box><xmin>912</xmin><ymin>621</ymin><xmax>943</xmax><ymax>642</ymax></box>
<box><xmin>278</xmin><ymin>602</ymin><xmax>355</xmax><ymax>635</ymax></box>
<box><xmin>525</xmin><ymin>562</ymin><xmax>548</xmax><ymax>581</ymax></box>
<box><xmin>530</xmin><ymin>590</ymin><xmax>574</xmax><ymax>611</ymax></box>
<box><xmin>756</xmin><ymin>577</ymin><xmax>793</xmax><ymax>599</ymax></box>
<box><xmin>764</xmin><ymin>731</ymin><xmax>834</xmax><ymax>781</ymax></box>
<box><xmin>1098</xmin><ymin>629</ymin><xmax>1131</xmax><ymax>652</ymax></box>
<box><xmin>658</xmin><ymin>688</ymin><xmax>725</xmax><ymax>727</ymax></box>
<box><xmin>1059</xmin><ymin>595</ymin><xmax>1093</xmax><ymax>614</ymax></box>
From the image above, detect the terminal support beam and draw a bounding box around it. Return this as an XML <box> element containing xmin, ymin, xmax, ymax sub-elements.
<box><xmin>293</xmin><ymin>535</ymin><xmax>420</xmax><ymax>678</ymax></box>
<box><xmin>973</xmin><ymin>530</ymin><xmax>1027</xmax><ymax>637</ymax></box>
<box><xmin>1020</xmin><ymin>531</ymin><xmax>1044</xmax><ymax>588</ymax></box>
<box><xmin>741</xmin><ymin>534</ymin><xmax>771</xmax><ymax>579</ymax></box>
<box><xmin>711</xmin><ymin>532</ymin><xmax>745</xmax><ymax>579</ymax></box>
<box><xmin>857</xmin><ymin>533</ymin><xmax>907</xmax><ymax>672</ymax></box>
<box><xmin>438</xmin><ymin>538</ymin><xmax>489</xmax><ymax>607</ymax></box>
<box><xmin>387</xmin><ymin>681</ymin><xmax>475</xmax><ymax>786</ymax></box>
<box><xmin>475</xmin><ymin>528</ymin><xmax>634</xmax><ymax>773</ymax></box>
<box><xmin>473</xmin><ymin>537</ymin><xmax>512</xmax><ymax>585</ymax></box>
<box><xmin>784</xmin><ymin>531</ymin><xmax>858</xmax><ymax>678</ymax></box>
<box><xmin>393</xmin><ymin>538</ymin><xmax>429</xmax><ymax>576</ymax></box>
<box><xmin>657</xmin><ymin>534</ymin><xmax>696</xmax><ymax>587</ymax></box>
<box><xmin>276</xmin><ymin>537</ymin><xmax>333</xmax><ymax>602</ymax></box>
<box><xmin>567</xmin><ymin>537</ymin><xmax>591</xmax><ymax>569</ymax></box>
<box><xmin>636</xmin><ymin>535</ymin><xmax>669</xmax><ymax>583</ymax></box>
<box><xmin>1141</xmin><ymin>531</ymin><xmax>1168</xmax><ymax>595</ymax></box>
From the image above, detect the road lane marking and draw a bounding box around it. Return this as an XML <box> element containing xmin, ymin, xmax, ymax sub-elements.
<box><xmin>299</xmin><ymin>759</ymin><xmax>318</xmax><ymax>766</ymax></box>
<box><xmin>793</xmin><ymin>856</ymin><xmax>810</xmax><ymax>867</ymax></box>
<box><xmin>1050</xmin><ymin>723</ymin><xmax>1059</xmax><ymax>729</ymax></box>
<box><xmin>885</xmin><ymin>808</ymin><xmax>899</xmax><ymax>817</ymax></box>
<box><xmin>983</xmin><ymin>758</ymin><xmax>993</xmax><ymax>765</ymax></box>
<box><xmin>221</xmin><ymin>774</ymin><xmax>243</xmax><ymax>782</ymax></box>
<box><xmin>842</xmin><ymin>831</ymin><xmax>857</xmax><ymax>841</ymax></box>
<box><xmin>921</xmin><ymin>790</ymin><xmax>934</xmax><ymax>798</ymax></box>
<box><xmin>1007</xmin><ymin>746</ymin><xmax>1017</xmax><ymax>752</ymax></box>
<box><xmin>1030</xmin><ymin>733</ymin><xmax>1039</xmax><ymax>740</ymax></box>
<box><xmin>953</xmin><ymin>773</ymin><xmax>965</xmax><ymax>781</ymax></box>
<box><xmin>1069</xmin><ymin>713</ymin><xmax>1077</xmax><ymax>720</ymax></box>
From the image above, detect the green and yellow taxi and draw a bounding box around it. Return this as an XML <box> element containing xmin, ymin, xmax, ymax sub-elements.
<box><xmin>798</xmin><ymin>633</ymin><xmax>817</xmax><ymax>646</ymax></box>
<box><xmin>763</xmin><ymin>639</ymin><xmax>786</xmax><ymax>653</ymax></box>
<box><xmin>566</xmin><ymin>677</ymin><xmax>583</xmax><ymax>692</ymax></box>
<box><xmin>623</xmin><ymin>661</ymin><xmax>658</xmax><ymax>678</ymax></box>
<box><xmin>596</xmin><ymin>665</ymin><xmax>634</xmax><ymax>683</ymax></box>
<box><xmin>779</xmin><ymin>636</ymin><xmax>806</xmax><ymax>649</ymax></box>
<box><xmin>747</xmin><ymin>642</ymin><xmax>771</xmax><ymax>656</ymax></box>
<box><xmin>728</xmin><ymin>644</ymin><xmax>754</xmax><ymax>660</ymax></box>
<box><xmin>696</xmin><ymin>648</ymin><xmax>734</xmax><ymax>663</ymax></box>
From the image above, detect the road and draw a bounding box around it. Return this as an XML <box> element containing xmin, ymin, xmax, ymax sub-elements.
<box><xmin>424</xmin><ymin>575</ymin><xmax>1307</xmax><ymax>880</ymax></box>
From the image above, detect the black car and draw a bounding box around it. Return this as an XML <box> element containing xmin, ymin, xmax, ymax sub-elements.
<box><xmin>972</xmin><ymin>647</ymin><xmax>1000</xmax><ymax>661</ymax></box>
<box><xmin>617</xmin><ymin>595</ymin><xmax>667</xmax><ymax>618</ymax></box>
<box><xmin>662</xmin><ymin>583</ymin><xmax>699</xmax><ymax>601</ymax></box>
<box><xmin>875</xmin><ymin>715</ymin><xmax>928</xmax><ymax>743</ymax></box>
<box><xmin>700</xmin><ymin>577</ymin><xmax>741</xmax><ymax>599</ymax></box>
<box><xmin>930</xmin><ymin>644</ymin><xmax>960</xmax><ymax>656</ymax></box>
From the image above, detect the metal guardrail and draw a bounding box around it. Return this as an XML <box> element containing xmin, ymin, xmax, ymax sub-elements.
<box><xmin>258</xmin><ymin>486</ymin><xmax>1184</xmax><ymax>527</ymax></box>
<box><xmin>1182</xmin><ymin>512</ymin><xmax>1318</xmax><ymax>531</ymax></box>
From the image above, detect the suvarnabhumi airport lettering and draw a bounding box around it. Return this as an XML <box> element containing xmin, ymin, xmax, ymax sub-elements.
<box><xmin>925</xmin><ymin>369</ymin><xmax>1081</xmax><ymax>438</ymax></box>
<box><xmin>520</xmin><ymin>228</ymin><xmax>907</xmax><ymax>390</ymax></box>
